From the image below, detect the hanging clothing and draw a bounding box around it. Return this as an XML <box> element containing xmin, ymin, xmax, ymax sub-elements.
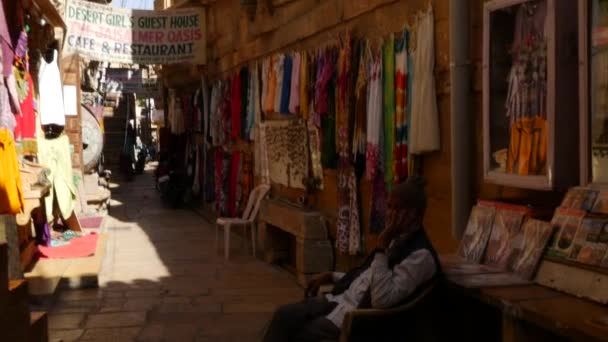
<box><xmin>274</xmin><ymin>54</ymin><xmax>284</xmax><ymax>114</ymax></box>
<box><xmin>280</xmin><ymin>54</ymin><xmax>292</xmax><ymax>114</ymax></box>
<box><xmin>38</xmin><ymin>50</ymin><xmax>65</xmax><ymax>126</ymax></box>
<box><xmin>261</xmin><ymin>58</ymin><xmax>269</xmax><ymax>114</ymax></box>
<box><xmin>506</xmin><ymin>116</ymin><xmax>547</xmax><ymax>175</ymax></box>
<box><xmin>240</xmin><ymin>67</ymin><xmax>249</xmax><ymax>139</ymax></box>
<box><xmin>289</xmin><ymin>52</ymin><xmax>301</xmax><ymax>114</ymax></box>
<box><xmin>352</xmin><ymin>41</ymin><xmax>367</xmax><ymax>175</ymax></box>
<box><xmin>38</xmin><ymin>135</ymin><xmax>77</xmax><ymax>223</ymax></box>
<box><xmin>394</xmin><ymin>32</ymin><xmax>409</xmax><ymax>183</ymax></box>
<box><xmin>409</xmin><ymin>8</ymin><xmax>440</xmax><ymax>154</ymax></box>
<box><xmin>240</xmin><ymin>151</ymin><xmax>253</xmax><ymax>214</ymax></box>
<box><xmin>15</xmin><ymin>73</ymin><xmax>35</xmax><ymax>139</ymax></box>
<box><xmin>370</xmin><ymin>111</ymin><xmax>387</xmax><ymax>234</ymax></box>
<box><xmin>365</xmin><ymin>51</ymin><xmax>382</xmax><ymax>180</ymax></box>
<box><xmin>231</xmin><ymin>73</ymin><xmax>241</xmax><ymax>140</ymax></box>
<box><xmin>264</xmin><ymin>56</ymin><xmax>276</xmax><ymax>113</ymax></box>
<box><xmin>321</xmin><ymin>63</ymin><xmax>338</xmax><ymax>170</ymax></box>
<box><xmin>0</xmin><ymin>76</ymin><xmax>15</xmax><ymax>136</ymax></box>
<box><xmin>0</xmin><ymin>128</ymin><xmax>23</xmax><ymax>214</ymax></box>
<box><xmin>246</xmin><ymin>64</ymin><xmax>255</xmax><ymax>141</ymax></box>
<box><xmin>299</xmin><ymin>52</ymin><xmax>309</xmax><ymax>119</ymax></box>
<box><xmin>383</xmin><ymin>35</ymin><xmax>395</xmax><ymax>189</ymax></box>
<box><xmin>0</xmin><ymin>1</ymin><xmax>13</xmax><ymax>78</ymax></box>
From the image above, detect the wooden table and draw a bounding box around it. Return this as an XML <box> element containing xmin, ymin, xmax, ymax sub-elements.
<box><xmin>444</xmin><ymin>261</ymin><xmax>608</xmax><ymax>341</ymax></box>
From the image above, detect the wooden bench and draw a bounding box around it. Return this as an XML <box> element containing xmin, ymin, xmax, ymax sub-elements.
<box><xmin>443</xmin><ymin>259</ymin><xmax>608</xmax><ymax>341</ymax></box>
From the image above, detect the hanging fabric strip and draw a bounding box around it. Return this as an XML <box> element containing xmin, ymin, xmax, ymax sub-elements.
<box><xmin>300</xmin><ymin>52</ymin><xmax>309</xmax><ymax>119</ymax></box>
<box><xmin>409</xmin><ymin>7</ymin><xmax>440</xmax><ymax>154</ymax></box>
<box><xmin>394</xmin><ymin>31</ymin><xmax>409</xmax><ymax>183</ymax></box>
<box><xmin>383</xmin><ymin>35</ymin><xmax>396</xmax><ymax>189</ymax></box>
<box><xmin>280</xmin><ymin>53</ymin><xmax>293</xmax><ymax>114</ymax></box>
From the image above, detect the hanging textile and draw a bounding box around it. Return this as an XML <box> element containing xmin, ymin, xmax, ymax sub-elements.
<box><xmin>352</xmin><ymin>40</ymin><xmax>368</xmax><ymax>175</ymax></box>
<box><xmin>335</xmin><ymin>34</ymin><xmax>361</xmax><ymax>255</ymax></box>
<box><xmin>299</xmin><ymin>52</ymin><xmax>309</xmax><ymax>119</ymax></box>
<box><xmin>14</xmin><ymin>72</ymin><xmax>35</xmax><ymax>140</ymax></box>
<box><xmin>307</xmin><ymin>122</ymin><xmax>324</xmax><ymax>188</ymax></box>
<box><xmin>209</xmin><ymin>82</ymin><xmax>220</xmax><ymax>145</ymax></box>
<box><xmin>38</xmin><ymin>135</ymin><xmax>77</xmax><ymax>223</ymax></box>
<box><xmin>261</xmin><ymin>58</ymin><xmax>269</xmax><ymax>114</ymax></box>
<box><xmin>273</xmin><ymin>54</ymin><xmax>284</xmax><ymax>114</ymax></box>
<box><xmin>231</xmin><ymin>72</ymin><xmax>241</xmax><ymax>140</ymax></box>
<box><xmin>240</xmin><ymin>66</ymin><xmax>249</xmax><ymax>139</ymax></box>
<box><xmin>280</xmin><ymin>53</ymin><xmax>292</xmax><ymax>114</ymax></box>
<box><xmin>233</xmin><ymin>151</ymin><xmax>243</xmax><ymax>217</ymax></box>
<box><xmin>365</xmin><ymin>49</ymin><xmax>382</xmax><ymax>180</ymax></box>
<box><xmin>221</xmin><ymin>81</ymin><xmax>232</xmax><ymax>143</ymax></box>
<box><xmin>39</xmin><ymin>50</ymin><xmax>65</xmax><ymax>126</ymax></box>
<box><xmin>0</xmin><ymin>74</ymin><xmax>15</xmax><ymax>136</ymax></box>
<box><xmin>394</xmin><ymin>31</ymin><xmax>409</xmax><ymax>183</ymax></box>
<box><xmin>383</xmin><ymin>35</ymin><xmax>395</xmax><ymax>189</ymax></box>
<box><xmin>239</xmin><ymin>152</ymin><xmax>253</xmax><ymax>213</ymax></box>
<box><xmin>264</xmin><ymin>56</ymin><xmax>276</xmax><ymax>114</ymax></box>
<box><xmin>214</xmin><ymin>149</ymin><xmax>225</xmax><ymax>214</ymax></box>
<box><xmin>255</xmin><ymin>121</ymin><xmax>270</xmax><ymax>184</ymax></box>
<box><xmin>264</xmin><ymin>120</ymin><xmax>308</xmax><ymax>189</ymax></box>
<box><xmin>0</xmin><ymin>2</ymin><xmax>13</xmax><ymax>78</ymax></box>
<box><xmin>409</xmin><ymin>7</ymin><xmax>440</xmax><ymax>154</ymax></box>
<box><xmin>289</xmin><ymin>52</ymin><xmax>301</xmax><ymax>114</ymax></box>
<box><xmin>369</xmin><ymin>109</ymin><xmax>388</xmax><ymax>234</ymax></box>
<box><xmin>246</xmin><ymin>64</ymin><xmax>256</xmax><ymax>140</ymax></box>
<box><xmin>504</xmin><ymin>2</ymin><xmax>548</xmax><ymax>176</ymax></box>
<box><xmin>0</xmin><ymin>128</ymin><xmax>23</xmax><ymax>214</ymax></box>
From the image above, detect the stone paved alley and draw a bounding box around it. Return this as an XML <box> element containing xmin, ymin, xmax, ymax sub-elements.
<box><xmin>46</xmin><ymin>166</ymin><xmax>302</xmax><ymax>341</ymax></box>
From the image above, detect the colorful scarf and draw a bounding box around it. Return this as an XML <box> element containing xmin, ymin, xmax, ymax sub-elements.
<box><xmin>394</xmin><ymin>32</ymin><xmax>409</xmax><ymax>183</ymax></box>
<box><xmin>365</xmin><ymin>50</ymin><xmax>382</xmax><ymax>180</ymax></box>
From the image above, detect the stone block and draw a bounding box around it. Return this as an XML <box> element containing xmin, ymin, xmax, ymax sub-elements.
<box><xmin>295</xmin><ymin>238</ymin><xmax>333</xmax><ymax>274</ymax></box>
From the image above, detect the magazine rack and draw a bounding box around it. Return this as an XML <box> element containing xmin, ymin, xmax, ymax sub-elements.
<box><xmin>483</xmin><ymin>0</ymin><xmax>579</xmax><ymax>190</ymax></box>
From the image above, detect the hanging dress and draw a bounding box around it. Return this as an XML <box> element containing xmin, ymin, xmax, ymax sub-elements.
<box><xmin>394</xmin><ymin>31</ymin><xmax>409</xmax><ymax>183</ymax></box>
<box><xmin>409</xmin><ymin>7</ymin><xmax>440</xmax><ymax>154</ymax></box>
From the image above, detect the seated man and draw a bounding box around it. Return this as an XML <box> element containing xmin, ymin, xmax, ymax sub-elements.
<box><xmin>262</xmin><ymin>176</ymin><xmax>441</xmax><ymax>342</ymax></box>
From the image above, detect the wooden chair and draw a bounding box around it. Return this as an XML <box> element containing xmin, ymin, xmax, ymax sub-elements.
<box><xmin>323</xmin><ymin>279</ymin><xmax>440</xmax><ymax>342</ymax></box>
<box><xmin>215</xmin><ymin>184</ymin><xmax>271</xmax><ymax>260</ymax></box>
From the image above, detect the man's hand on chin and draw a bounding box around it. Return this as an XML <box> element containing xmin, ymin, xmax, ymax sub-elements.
<box><xmin>377</xmin><ymin>225</ymin><xmax>400</xmax><ymax>250</ymax></box>
<box><xmin>305</xmin><ymin>272</ymin><xmax>333</xmax><ymax>298</ymax></box>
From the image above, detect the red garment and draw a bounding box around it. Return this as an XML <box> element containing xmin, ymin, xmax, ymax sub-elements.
<box><xmin>230</xmin><ymin>74</ymin><xmax>241</xmax><ymax>140</ymax></box>
<box><xmin>14</xmin><ymin>73</ymin><xmax>35</xmax><ymax>139</ymax></box>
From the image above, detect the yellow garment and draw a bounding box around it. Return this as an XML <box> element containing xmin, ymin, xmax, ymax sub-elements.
<box><xmin>300</xmin><ymin>52</ymin><xmax>309</xmax><ymax>119</ymax></box>
<box><xmin>506</xmin><ymin>117</ymin><xmax>547</xmax><ymax>175</ymax></box>
<box><xmin>0</xmin><ymin>128</ymin><xmax>24</xmax><ymax>214</ymax></box>
<box><xmin>37</xmin><ymin>134</ymin><xmax>76</xmax><ymax>222</ymax></box>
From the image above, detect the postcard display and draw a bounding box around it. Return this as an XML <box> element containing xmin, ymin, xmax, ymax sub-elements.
<box><xmin>483</xmin><ymin>0</ymin><xmax>579</xmax><ymax>190</ymax></box>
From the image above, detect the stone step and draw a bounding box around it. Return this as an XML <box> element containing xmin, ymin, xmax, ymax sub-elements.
<box><xmin>29</xmin><ymin>311</ymin><xmax>49</xmax><ymax>342</ymax></box>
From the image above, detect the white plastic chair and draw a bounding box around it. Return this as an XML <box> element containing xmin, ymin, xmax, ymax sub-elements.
<box><xmin>215</xmin><ymin>184</ymin><xmax>271</xmax><ymax>260</ymax></box>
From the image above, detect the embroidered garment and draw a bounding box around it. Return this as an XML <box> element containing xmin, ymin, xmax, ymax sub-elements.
<box><xmin>409</xmin><ymin>7</ymin><xmax>440</xmax><ymax>154</ymax></box>
<box><xmin>383</xmin><ymin>35</ymin><xmax>395</xmax><ymax>189</ymax></box>
<box><xmin>394</xmin><ymin>32</ymin><xmax>409</xmax><ymax>183</ymax></box>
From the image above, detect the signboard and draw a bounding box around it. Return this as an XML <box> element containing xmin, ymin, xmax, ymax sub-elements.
<box><xmin>103</xmin><ymin>68</ymin><xmax>159</xmax><ymax>96</ymax></box>
<box><xmin>64</xmin><ymin>0</ymin><xmax>206</xmax><ymax>65</ymax></box>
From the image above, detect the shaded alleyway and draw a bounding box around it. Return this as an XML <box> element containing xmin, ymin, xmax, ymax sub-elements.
<box><xmin>47</xmin><ymin>164</ymin><xmax>302</xmax><ymax>341</ymax></box>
